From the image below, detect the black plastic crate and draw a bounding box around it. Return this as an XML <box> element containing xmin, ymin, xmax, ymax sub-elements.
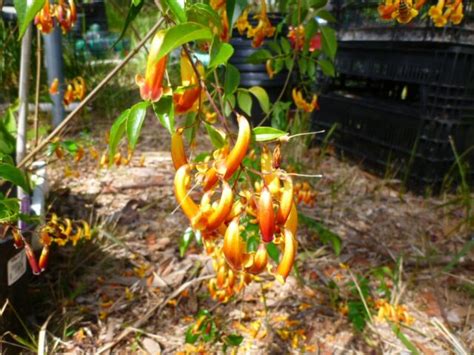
<box><xmin>335</xmin><ymin>41</ymin><xmax>474</xmax><ymax>90</ymax></box>
<box><xmin>312</xmin><ymin>92</ymin><xmax>474</xmax><ymax>190</ymax></box>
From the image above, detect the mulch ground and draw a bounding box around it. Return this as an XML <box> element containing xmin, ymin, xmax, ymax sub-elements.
<box><xmin>12</xmin><ymin>115</ymin><xmax>474</xmax><ymax>354</ymax></box>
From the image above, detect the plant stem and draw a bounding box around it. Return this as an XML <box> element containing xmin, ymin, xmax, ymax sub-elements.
<box><xmin>17</xmin><ymin>19</ymin><xmax>165</xmax><ymax>169</ymax></box>
<box><xmin>34</xmin><ymin>29</ymin><xmax>41</xmax><ymax>147</ymax></box>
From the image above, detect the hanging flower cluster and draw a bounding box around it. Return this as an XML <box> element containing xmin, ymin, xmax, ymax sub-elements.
<box><xmin>287</xmin><ymin>25</ymin><xmax>322</xmax><ymax>53</ymax></box>
<box><xmin>9</xmin><ymin>215</ymin><xmax>91</xmax><ymax>275</ymax></box>
<box><xmin>172</xmin><ymin>116</ymin><xmax>299</xmax><ymax>302</ymax></box>
<box><xmin>136</xmin><ymin>31</ymin><xmax>168</xmax><ymax>103</ymax></box>
<box><xmin>63</xmin><ymin>77</ymin><xmax>86</xmax><ymax>105</ymax></box>
<box><xmin>34</xmin><ymin>0</ymin><xmax>77</xmax><ymax>34</ymax></box>
<box><xmin>292</xmin><ymin>88</ymin><xmax>319</xmax><ymax>113</ymax></box>
<box><xmin>136</xmin><ymin>31</ymin><xmax>204</xmax><ymax>114</ymax></box>
<box><xmin>34</xmin><ymin>214</ymin><xmax>92</xmax><ymax>273</ymax></box>
<box><xmin>235</xmin><ymin>0</ymin><xmax>276</xmax><ymax>48</ymax></box>
<box><xmin>428</xmin><ymin>0</ymin><xmax>464</xmax><ymax>26</ymax></box>
<box><xmin>210</xmin><ymin>0</ymin><xmax>230</xmax><ymax>41</ymax></box>
<box><xmin>174</xmin><ymin>51</ymin><xmax>205</xmax><ymax>114</ymax></box>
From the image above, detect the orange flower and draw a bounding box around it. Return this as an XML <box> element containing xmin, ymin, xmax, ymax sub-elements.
<box><xmin>288</xmin><ymin>25</ymin><xmax>305</xmax><ymax>51</ymax></box>
<box><xmin>34</xmin><ymin>1</ymin><xmax>55</xmax><ymax>34</ymax></box>
<box><xmin>236</xmin><ymin>9</ymin><xmax>251</xmax><ymax>35</ymax></box>
<box><xmin>173</xmin><ymin>52</ymin><xmax>204</xmax><ymax>114</ymax></box>
<box><xmin>63</xmin><ymin>77</ymin><xmax>86</xmax><ymax>105</ymax></box>
<box><xmin>63</xmin><ymin>84</ymin><xmax>75</xmax><ymax>105</ymax></box>
<box><xmin>265</xmin><ymin>59</ymin><xmax>275</xmax><ymax>79</ymax></box>
<box><xmin>378</xmin><ymin>0</ymin><xmax>397</xmax><ymax>20</ymax></box>
<box><xmin>49</xmin><ymin>78</ymin><xmax>59</xmax><ymax>95</ymax></box>
<box><xmin>72</xmin><ymin>77</ymin><xmax>86</xmax><ymax>101</ymax></box>
<box><xmin>392</xmin><ymin>0</ymin><xmax>419</xmax><ymax>24</ymax></box>
<box><xmin>292</xmin><ymin>88</ymin><xmax>319</xmax><ymax>113</ymax></box>
<box><xmin>136</xmin><ymin>31</ymin><xmax>168</xmax><ymax>102</ymax></box>
<box><xmin>450</xmin><ymin>0</ymin><xmax>464</xmax><ymax>24</ymax></box>
<box><xmin>57</xmin><ymin>0</ymin><xmax>77</xmax><ymax>34</ymax></box>
<box><xmin>429</xmin><ymin>0</ymin><xmax>445</xmax><ymax>18</ymax></box>
<box><xmin>247</xmin><ymin>0</ymin><xmax>275</xmax><ymax>47</ymax></box>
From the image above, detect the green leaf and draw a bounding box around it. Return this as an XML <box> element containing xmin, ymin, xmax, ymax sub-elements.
<box><xmin>237</xmin><ymin>90</ymin><xmax>252</xmax><ymax>116</ymax></box>
<box><xmin>126</xmin><ymin>101</ymin><xmax>149</xmax><ymax>151</ymax></box>
<box><xmin>298</xmin><ymin>57</ymin><xmax>308</xmax><ymax>76</ymax></box>
<box><xmin>226</xmin><ymin>0</ymin><xmax>236</xmax><ymax>28</ymax></box>
<box><xmin>248</xmin><ymin>86</ymin><xmax>270</xmax><ymax>114</ymax></box>
<box><xmin>115</xmin><ymin>0</ymin><xmax>144</xmax><ymax>44</ymax></box>
<box><xmin>153</xmin><ymin>96</ymin><xmax>175</xmax><ymax>135</ymax></box>
<box><xmin>185</xmin><ymin>326</ymin><xmax>200</xmax><ymax>344</ymax></box>
<box><xmin>307</xmin><ymin>60</ymin><xmax>316</xmax><ymax>81</ymax></box>
<box><xmin>267</xmin><ymin>41</ymin><xmax>282</xmax><ymax>55</ymax></box>
<box><xmin>266</xmin><ymin>242</ymin><xmax>280</xmax><ymax>263</ymax></box>
<box><xmin>61</xmin><ymin>140</ymin><xmax>79</xmax><ymax>154</ymax></box>
<box><xmin>179</xmin><ymin>227</ymin><xmax>194</xmax><ymax>257</ymax></box>
<box><xmin>184</xmin><ymin>112</ymin><xmax>198</xmax><ymax>143</ymax></box>
<box><xmin>246</xmin><ymin>49</ymin><xmax>272</xmax><ymax>64</ymax></box>
<box><xmin>318</xmin><ymin>58</ymin><xmax>335</xmax><ymax>77</ymax></box>
<box><xmin>224</xmin><ymin>94</ymin><xmax>236</xmax><ymax>116</ymax></box>
<box><xmin>14</xmin><ymin>0</ymin><xmax>45</xmax><ymax>38</ymax></box>
<box><xmin>164</xmin><ymin>0</ymin><xmax>187</xmax><ymax>23</ymax></box>
<box><xmin>224</xmin><ymin>64</ymin><xmax>240</xmax><ymax>95</ymax></box>
<box><xmin>305</xmin><ymin>18</ymin><xmax>319</xmax><ymax>42</ymax></box>
<box><xmin>0</xmin><ymin>198</ymin><xmax>20</xmax><ymax>223</ymax></box>
<box><xmin>309</xmin><ymin>0</ymin><xmax>328</xmax><ymax>9</ymax></box>
<box><xmin>299</xmin><ymin>213</ymin><xmax>342</xmax><ymax>255</ymax></box>
<box><xmin>253</xmin><ymin>127</ymin><xmax>288</xmax><ymax>142</ymax></box>
<box><xmin>109</xmin><ymin>109</ymin><xmax>130</xmax><ymax>162</ymax></box>
<box><xmin>187</xmin><ymin>4</ymin><xmax>222</xmax><ymax>31</ymax></box>
<box><xmin>224</xmin><ymin>334</ymin><xmax>244</xmax><ymax>346</ymax></box>
<box><xmin>246</xmin><ymin>236</ymin><xmax>259</xmax><ymax>253</ymax></box>
<box><xmin>0</xmin><ymin>163</ymin><xmax>30</xmax><ymax>193</ymax></box>
<box><xmin>274</xmin><ymin>58</ymin><xmax>284</xmax><ymax>73</ymax></box>
<box><xmin>390</xmin><ymin>323</ymin><xmax>421</xmax><ymax>355</ymax></box>
<box><xmin>209</xmin><ymin>39</ymin><xmax>234</xmax><ymax>69</ymax></box>
<box><xmin>205</xmin><ymin>123</ymin><xmax>226</xmax><ymax>149</ymax></box>
<box><xmin>316</xmin><ymin>9</ymin><xmax>337</xmax><ymax>22</ymax></box>
<box><xmin>280</xmin><ymin>37</ymin><xmax>291</xmax><ymax>54</ymax></box>
<box><xmin>321</xmin><ymin>26</ymin><xmax>337</xmax><ymax>61</ymax></box>
<box><xmin>348</xmin><ymin>301</ymin><xmax>369</xmax><ymax>332</ymax></box>
<box><xmin>157</xmin><ymin>23</ymin><xmax>213</xmax><ymax>60</ymax></box>
<box><xmin>271</xmin><ymin>101</ymin><xmax>291</xmax><ymax>131</ymax></box>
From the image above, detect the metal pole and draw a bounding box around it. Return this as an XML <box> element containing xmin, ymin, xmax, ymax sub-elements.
<box><xmin>43</xmin><ymin>24</ymin><xmax>65</xmax><ymax>127</ymax></box>
<box><xmin>16</xmin><ymin>25</ymin><xmax>32</xmax><ymax>212</ymax></box>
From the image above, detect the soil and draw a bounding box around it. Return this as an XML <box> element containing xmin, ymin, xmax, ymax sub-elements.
<box><xmin>6</xmin><ymin>115</ymin><xmax>473</xmax><ymax>354</ymax></box>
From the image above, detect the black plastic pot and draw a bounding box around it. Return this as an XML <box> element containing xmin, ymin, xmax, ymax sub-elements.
<box><xmin>0</xmin><ymin>233</ymin><xmax>29</xmax><ymax>334</ymax></box>
<box><xmin>229</xmin><ymin>12</ymin><xmax>289</xmax><ymax>125</ymax></box>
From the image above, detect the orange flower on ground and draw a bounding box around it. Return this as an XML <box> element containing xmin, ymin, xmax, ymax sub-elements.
<box><xmin>136</xmin><ymin>31</ymin><xmax>168</xmax><ymax>102</ymax></box>
<box><xmin>34</xmin><ymin>1</ymin><xmax>55</xmax><ymax>34</ymax></box>
<box><xmin>375</xmin><ymin>299</ymin><xmax>414</xmax><ymax>325</ymax></box>
<box><xmin>173</xmin><ymin>52</ymin><xmax>204</xmax><ymax>114</ymax></box>
<box><xmin>292</xmin><ymin>88</ymin><xmax>319</xmax><ymax>113</ymax></box>
<box><xmin>63</xmin><ymin>77</ymin><xmax>86</xmax><ymax>105</ymax></box>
